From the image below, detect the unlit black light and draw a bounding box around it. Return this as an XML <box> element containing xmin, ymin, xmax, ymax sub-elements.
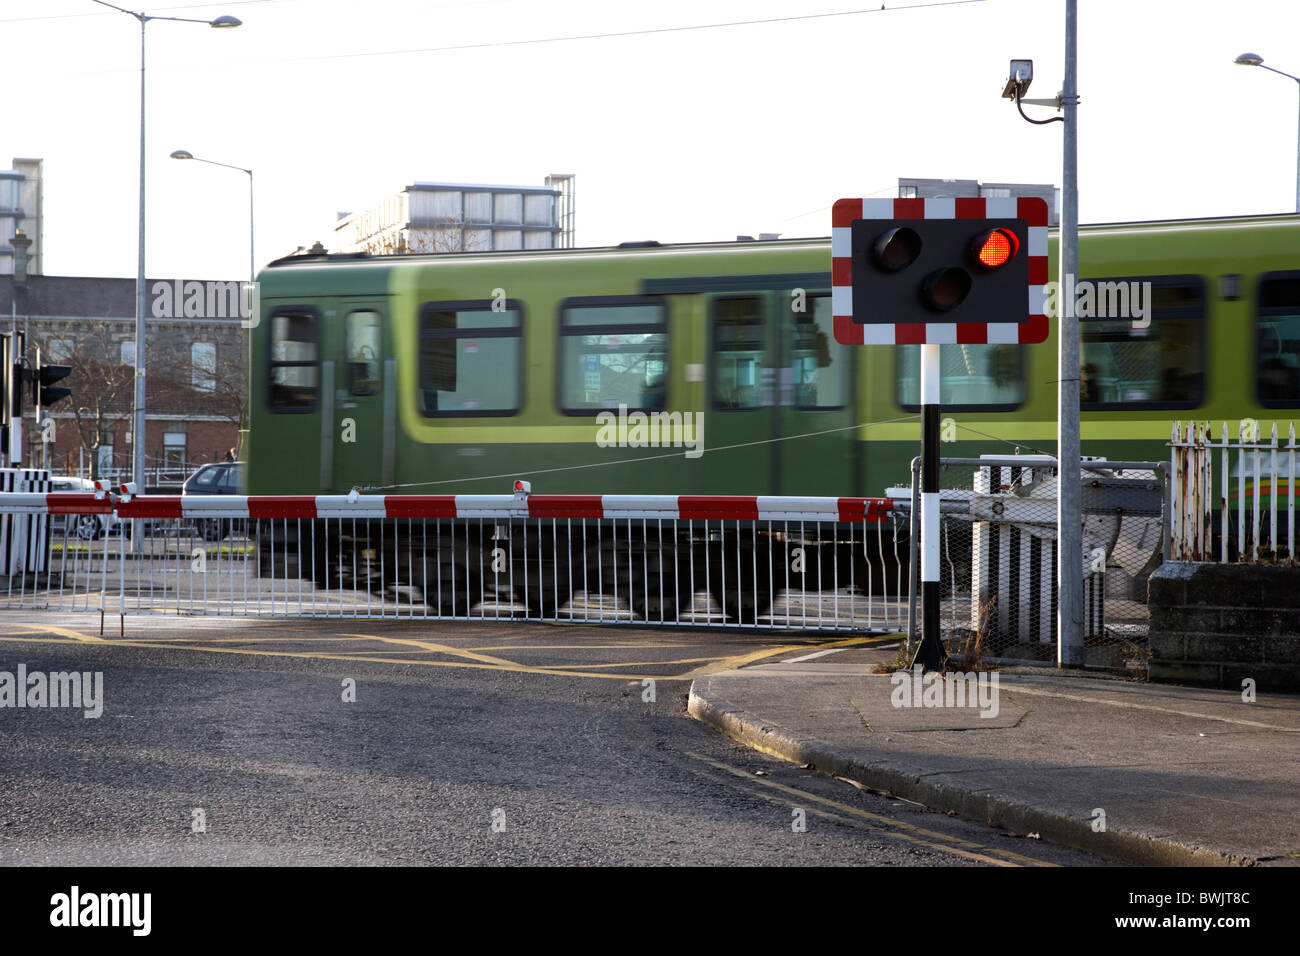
<box><xmin>871</xmin><ymin>227</ymin><xmax>923</xmax><ymax>272</ymax></box>
<box><xmin>920</xmin><ymin>268</ymin><xmax>973</xmax><ymax>312</ymax></box>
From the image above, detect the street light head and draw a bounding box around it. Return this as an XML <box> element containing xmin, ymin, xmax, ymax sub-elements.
<box><xmin>209</xmin><ymin>15</ymin><xmax>242</xmax><ymax>28</ymax></box>
<box><xmin>1235</xmin><ymin>52</ymin><xmax>1264</xmax><ymax>67</ymax></box>
<box><xmin>170</xmin><ymin>150</ymin><xmax>194</xmax><ymax>160</ymax></box>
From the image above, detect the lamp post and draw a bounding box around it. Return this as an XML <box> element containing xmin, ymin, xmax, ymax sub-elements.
<box><xmin>170</xmin><ymin>150</ymin><xmax>254</xmax><ymax>282</ymax></box>
<box><xmin>90</xmin><ymin>1</ymin><xmax>239</xmax><ymax>519</ymax></box>
<box><xmin>171</xmin><ymin>149</ymin><xmax>255</xmax><ymax>460</ymax></box>
<box><xmin>1235</xmin><ymin>52</ymin><xmax>1300</xmax><ymax>214</ymax></box>
<box><xmin>1001</xmin><ymin>4</ymin><xmax>1082</xmax><ymax>667</ymax></box>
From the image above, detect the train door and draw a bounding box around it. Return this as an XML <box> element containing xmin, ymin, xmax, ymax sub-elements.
<box><xmin>705</xmin><ymin>295</ymin><xmax>778</xmax><ymax>493</ymax></box>
<box><xmin>257</xmin><ymin>305</ymin><xmax>323</xmax><ymax>495</ymax></box>
<box><xmin>773</xmin><ymin>291</ymin><xmax>857</xmax><ymax>496</ymax></box>
<box><xmin>331</xmin><ymin>301</ymin><xmax>391</xmax><ymax>493</ymax></box>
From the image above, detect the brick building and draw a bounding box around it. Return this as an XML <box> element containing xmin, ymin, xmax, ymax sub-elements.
<box><xmin>0</xmin><ymin>273</ymin><xmax>243</xmax><ymax>484</ymax></box>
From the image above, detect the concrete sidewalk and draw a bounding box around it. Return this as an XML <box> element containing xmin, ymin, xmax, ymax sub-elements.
<box><xmin>688</xmin><ymin>644</ymin><xmax>1300</xmax><ymax>866</ymax></box>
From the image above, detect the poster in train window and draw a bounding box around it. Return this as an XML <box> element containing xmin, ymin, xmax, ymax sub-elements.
<box><xmin>559</xmin><ymin>298</ymin><xmax>667</xmax><ymax>413</ymax></box>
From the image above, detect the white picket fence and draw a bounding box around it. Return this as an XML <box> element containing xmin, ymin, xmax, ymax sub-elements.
<box><xmin>1169</xmin><ymin>421</ymin><xmax>1296</xmax><ymax>563</ymax></box>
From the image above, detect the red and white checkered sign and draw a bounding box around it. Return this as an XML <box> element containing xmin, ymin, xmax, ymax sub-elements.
<box><xmin>831</xmin><ymin>196</ymin><xmax>1050</xmax><ymax>345</ymax></box>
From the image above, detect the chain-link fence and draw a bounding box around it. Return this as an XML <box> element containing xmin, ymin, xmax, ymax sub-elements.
<box><xmin>899</xmin><ymin>456</ymin><xmax>1165</xmax><ymax>670</ymax></box>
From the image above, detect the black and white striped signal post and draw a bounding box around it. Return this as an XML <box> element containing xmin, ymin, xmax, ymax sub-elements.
<box><xmin>918</xmin><ymin>343</ymin><xmax>944</xmax><ymax>669</ymax></box>
<box><xmin>831</xmin><ymin>196</ymin><xmax>1050</xmax><ymax>670</ymax></box>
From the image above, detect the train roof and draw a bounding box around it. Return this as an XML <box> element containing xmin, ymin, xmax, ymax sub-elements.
<box><xmin>263</xmin><ymin>212</ymin><xmax>1299</xmax><ymax>274</ymax></box>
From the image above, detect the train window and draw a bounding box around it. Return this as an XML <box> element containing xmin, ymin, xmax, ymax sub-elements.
<box><xmin>713</xmin><ymin>297</ymin><xmax>764</xmax><ymax>410</ymax></box>
<box><xmin>559</xmin><ymin>296</ymin><xmax>667</xmax><ymax>414</ymax></box>
<box><xmin>793</xmin><ymin>296</ymin><xmax>848</xmax><ymax>410</ymax></box>
<box><xmin>345</xmin><ymin>311</ymin><xmax>382</xmax><ymax>397</ymax></box>
<box><xmin>267</xmin><ymin>310</ymin><xmax>319</xmax><ymax>412</ymax></box>
<box><xmin>1256</xmin><ymin>271</ymin><xmax>1300</xmax><ymax>407</ymax></box>
<box><xmin>1079</xmin><ymin>275</ymin><xmax>1205</xmax><ymax>410</ymax></box>
<box><xmin>897</xmin><ymin>345</ymin><xmax>1024</xmax><ymax>411</ymax></box>
<box><xmin>418</xmin><ymin>300</ymin><xmax>522</xmax><ymax>416</ymax></box>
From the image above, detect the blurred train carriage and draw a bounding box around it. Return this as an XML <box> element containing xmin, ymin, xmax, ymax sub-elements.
<box><xmin>245</xmin><ymin>213</ymin><xmax>1300</xmax><ymax>622</ymax></box>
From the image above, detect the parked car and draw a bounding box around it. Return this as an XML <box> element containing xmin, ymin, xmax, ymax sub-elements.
<box><xmin>183</xmin><ymin>461</ymin><xmax>245</xmax><ymax>540</ymax></box>
<box><xmin>48</xmin><ymin>476</ymin><xmax>120</xmax><ymax>540</ymax></box>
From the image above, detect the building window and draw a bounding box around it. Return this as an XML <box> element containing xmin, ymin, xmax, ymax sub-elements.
<box><xmin>1080</xmin><ymin>275</ymin><xmax>1205</xmax><ymax>409</ymax></box>
<box><xmin>267</xmin><ymin>310</ymin><xmax>319</xmax><ymax>412</ymax></box>
<box><xmin>981</xmin><ymin>186</ymin><xmax>1012</xmax><ymax>198</ymax></box>
<box><xmin>49</xmin><ymin>339</ymin><xmax>74</xmax><ymax>364</ymax></box>
<box><xmin>163</xmin><ymin>432</ymin><xmax>187</xmax><ymax>476</ymax></box>
<box><xmin>121</xmin><ymin>340</ymin><xmax>136</xmax><ymax>367</ymax></box>
<box><xmin>559</xmin><ymin>297</ymin><xmax>667</xmax><ymax>414</ymax></box>
<box><xmin>1256</xmin><ymin>271</ymin><xmax>1300</xmax><ymax>407</ymax></box>
<box><xmin>493</xmin><ymin>193</ymin><xmax>523</xmax><ymax>224</ymax></box>
<box><xmin>418</xmin><ymin>300</ymin><xmax>521</xmax><ymax>416</ymax></box>
<box><xmin>899</xmin><ymin>185</ymin><xmax>918</xmax><ymax>199</ymax></box>
<box><xmin>192</xmin><ymin>342</ymin><xmax>216</xmax><ymax>393</ymax></box>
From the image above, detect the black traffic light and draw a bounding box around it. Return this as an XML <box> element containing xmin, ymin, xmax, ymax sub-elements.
<box><xmin>851</xmin><ymin>217</ymin><xmax>1029</xmax><ymax>323</ymax></box>
<box><xmin>30</xmin><ymin>361</ymin><xmax>72</xmax><ymax>408</ymax></box>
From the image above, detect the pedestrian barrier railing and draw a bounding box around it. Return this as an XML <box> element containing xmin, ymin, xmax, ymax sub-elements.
<box><xmin>0</xmin><ymin>488</ymin><xmax>906</xmax><ymax>634</ymax></box>
<box><xmin>1169</xmin><ymin>421</ymin><xmax>1296</xmax><ymax>563</ymax></box>
<box><xmin>892</xmin><ymin>456</ymin><xmax>1165</xmax><ymax>667</ymax></box>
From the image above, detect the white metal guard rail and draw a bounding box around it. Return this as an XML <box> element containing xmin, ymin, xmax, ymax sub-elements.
<box><xmin>0</xmin><ymin>492</ymin><xmax>905</xmax><ymax>633</ymax></box>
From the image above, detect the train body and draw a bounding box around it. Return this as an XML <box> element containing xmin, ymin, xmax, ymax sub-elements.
<box><xmin>247</xmin><ymin>214</ymin><xmax>1300</xmax><ymax>501</ymax></box>
<box><xmin>241</xmin><ymin>214</ymin><xmax>1299</xmax><ymax>622</ymax></box>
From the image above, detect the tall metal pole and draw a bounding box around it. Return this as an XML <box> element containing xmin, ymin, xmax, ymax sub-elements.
<box><xmin>248</xmin><ymin>169</ymin><xmax>255</xmax><ymax>282</ymax></box>
<box><xmin>132</xmin><ymin>16</ymin><xmax>148</xmax><ymax>525</ymax></box>
<box><xmin>92</xmin><ymin>0</ymin><xmax>241</xmax><ymax>513</ymax></box>
<box><xmin>1057</xmin><ymin>0</ymin><xmax>1082</xmax><ymax>667</ymax></box>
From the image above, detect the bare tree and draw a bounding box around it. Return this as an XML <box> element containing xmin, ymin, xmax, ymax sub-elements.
<box><xmin>32</xmin><ymin>323</ymin><xmax>136</xmax><ymax>480</ymax></box>
<box><xmin>31</xmin><ymin>321</ymin><xmax>244</xmax><ymax>480</ymax></box>
<box><xmin>355</xmin><ymin>216</ymin><xmax>492</xmax><ymax>256</ymax></box>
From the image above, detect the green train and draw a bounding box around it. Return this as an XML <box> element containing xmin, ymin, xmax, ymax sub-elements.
<box><xmin>247</xmin><ymin>212</ymin><xmax>1300</xmax><ymax>501</ymax></box>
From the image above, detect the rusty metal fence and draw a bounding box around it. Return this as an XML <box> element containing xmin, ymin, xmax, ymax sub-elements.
<box><xmin>0</xmin><ymin>489</ymin><xmax>909</xmax><ymax>634</ymax></box>
<box><xmin>1169</xmin><ymin>420</ymin><xmax>1296</xmax><ymax>563</ymax></box>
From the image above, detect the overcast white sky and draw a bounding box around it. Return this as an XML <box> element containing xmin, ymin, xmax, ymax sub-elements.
<box><xmin>3</xmin><ymin>0</ymin><xmax>1298</xmax><ymax>280</ymax></box>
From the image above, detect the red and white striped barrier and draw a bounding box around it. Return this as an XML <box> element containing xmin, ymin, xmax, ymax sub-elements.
<box><xmin>0</xmin><ymin>493</ymin><xmax>114</xmax><ymax>516</ymax></box>
<box><xmin>1</xmin><ymin>492</ymin><xmax>893</xmax><ymax>523</ymax></box>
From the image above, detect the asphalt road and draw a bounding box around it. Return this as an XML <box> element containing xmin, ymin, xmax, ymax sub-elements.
<box><xmin>0</xmin><ymin>614</ymin><xmax>1111</xmax><ymax>866</ymax></box>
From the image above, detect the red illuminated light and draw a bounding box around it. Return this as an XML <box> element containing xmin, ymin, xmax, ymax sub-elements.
<box><xmin>974</xmin><ymin>228</ymin><xmax>1019</xmax><ymax>268</ymax></box>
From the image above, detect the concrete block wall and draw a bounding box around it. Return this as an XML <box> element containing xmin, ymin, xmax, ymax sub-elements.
<box><xmin>1148</xmin><ymin>562</ymin><xmax>1300</xmax><ymax>691</ymax></box>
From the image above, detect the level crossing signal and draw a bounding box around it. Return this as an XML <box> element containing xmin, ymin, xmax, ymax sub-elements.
<box><xmin>831</xmin><ymin>196</ymin><xmax>1049</xmax><ymax>345</ymax></box>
